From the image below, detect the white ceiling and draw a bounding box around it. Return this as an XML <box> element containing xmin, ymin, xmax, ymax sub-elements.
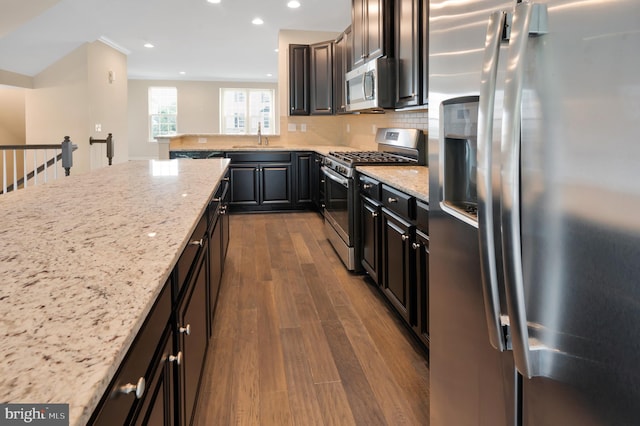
<box><xmin>0</xmin><ymin>0</ymin><xmax>351</xmax><ymax>82</ymax></box>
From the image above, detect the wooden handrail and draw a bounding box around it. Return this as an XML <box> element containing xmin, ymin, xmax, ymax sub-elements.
<box><xmin>0</xmin><ymin>144</ymin><xmax>71</xmax><ymax>150</ymax></box>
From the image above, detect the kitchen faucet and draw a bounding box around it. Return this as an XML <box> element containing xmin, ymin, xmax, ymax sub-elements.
<box><xmin>257</xmin><ymin>122</ymin><xmax>262</xmax><ymax>145</ymax></box>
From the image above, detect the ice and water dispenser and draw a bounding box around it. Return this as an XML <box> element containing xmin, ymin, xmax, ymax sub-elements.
<box><xmin>441</xmin><ymin>96</ymin><xmax>480</xmax><ymax>224</ymax></box>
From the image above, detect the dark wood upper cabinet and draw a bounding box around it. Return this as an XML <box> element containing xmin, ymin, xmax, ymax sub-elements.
<box><xmin>395</xmin><ymin>0</ymin><xmax>421</xmax><ymax>108</ymax></box>
<box><xmin>351</xmin><ymin>0</ymin><xmax>392</xmax><ymax>68</ymax></box>
<box><xmin>289</xmin><ymin>44</ymin><xmax>310</xmax><ymax>115</ymax></box>
<box><xmin>421</xmin><ymin>0</ymin><xmax>429</xmax><ymax>106</ymax></box>
<box><xmin>310</xmin><ymin>41</ymin><xmax>334</xmax><ymax>115</ymax></box>
<box><xmin>333</xmin><ymin>27</ymin><xmax>351</xmax><ymax>114</ymax></box>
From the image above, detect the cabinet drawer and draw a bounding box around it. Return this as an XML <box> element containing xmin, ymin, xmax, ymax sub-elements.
<box><xmin>176</xmin><ymin>213</ymin><xmax>207</xmax><ymax>295</ymax></box>
<box><xmin>382</xmin><ymin>184</ymin><xmax>415</xmax><ymax>219</ymax></box>
<box><xmin>359</xmin><ymin>174</ymin><xmax>381</xmax><ymax>200</ymax></box>
<box><xmin>416</xmin><ymin>199</ymin><xmax>429</xmax><ymax>234</ymax></box>
<box><xmin>226</xmin><ymin>152</ymin><xmax>291</xmax><ymax>163</ymax></box>
<box><xmin>90</xmin><ymin>281</ymin><xmax>172</xmax><ymax>426</ymax></box>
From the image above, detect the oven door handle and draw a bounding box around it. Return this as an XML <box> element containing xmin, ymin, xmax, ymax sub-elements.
<box><xmin>321</xmin><ymin>166</ymin><xmax>349</xmax><ymax>188</ymax></box>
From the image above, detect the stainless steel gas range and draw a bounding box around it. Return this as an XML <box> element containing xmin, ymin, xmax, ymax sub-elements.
<box><xmin>322</xmin><ymin>128</ymin><xmax>426</xmax><ymax>271</ymax></box>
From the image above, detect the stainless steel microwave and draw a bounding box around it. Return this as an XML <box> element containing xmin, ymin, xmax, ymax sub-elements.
<box><xmin>345</xmin><ymin>57</ymin><xmax>395</xmax><ymax>112</ymax></box>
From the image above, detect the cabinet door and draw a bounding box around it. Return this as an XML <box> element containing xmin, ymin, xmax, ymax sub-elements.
<box><xmin>351</xmin><ymin>0</ymin><xmax>366</xmax><ymax>68</ymax></box>
<box><xmin>89</xmin><ymin>282</ymin><xmax>172</xmax><ymax>426</ymax></box>
<box><xmin>361</xmin><ymin>196</ymin><xmax>382</xmax><ymax>284</ymax></box>
<box><xmin>395</xmin><ymin>0</ymin><xmax>421</xmax><ymax>108</ymax></box>
<box><xmin>133</xmin><ymin>329</ymin><xmax>175</xmax><ymax>426</ymax></box>
<box><xmin>334</xmin><ymin>29</ymin><xmax>349</xmax><ymax>114</ymax></box>
<box><xmin>310</xmin><ymin>41</ymin><xmax>334</xmax><ymax>115</ymax></box>
<box><xmin>221</xmin><ymin>176</ymin><xmax>230</xmax><ymax>260</ymax></box>
<box><xmin>289</xmin><ymin>44</ymin><xmax>310</xmax><ymax>115</ymax></box>
<box><xmin>209</xmin><ymin>212</ymin><xmax>223</xmax><ymax>336</ymax></box>
<box><xmin>296</xmin><ymin>153</ymin><xmax>312</xmax><ymax>205</ymax></box>
<box><xmin>229</xmin><ymin>164</ymin><xmax>259</xmax><ymax>206</ymax></box>
<box><xmin>261</xmin><ymin>163</ymin><xmax>292</xmax><ymax>205</ymax></box>
<box><xmin>178</xmin><ymin>254</ymin><xmax>209</xmax><ymax>426</ymax></box>
<box><xmin>421</xmin><ymin>0</ymin><xmax>429</xmax><ymax>106</ymax></box>
<box><xmin>413</xmin><ymin>230</ymin><xmax>429</xmax><ymax>348</ymax></box>
<box><xmin>366</xmin><ymin>0</ymin><xmax>385</xmax><ymax>60</ymax></box>
<box><xmin>381</xmin><ymin>208</ymin><xmax>414</xmax><ymax>324</ymax></box>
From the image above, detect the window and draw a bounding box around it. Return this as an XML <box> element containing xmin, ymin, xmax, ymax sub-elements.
<box><xmin>220</xmin><ymin>88</ymin><xmax>275</xmax><ymax>135</ymax></box>
<box><xmin>148</xmin><ymin>87</ymin><xmax>177</xmax><ymax>141</ymax></box>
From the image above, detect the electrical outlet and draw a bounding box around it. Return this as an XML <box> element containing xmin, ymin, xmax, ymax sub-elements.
<box><xmin>288</xmin><ymin>123</ymin><xmax>297</xmax><ymax>132</ymax></box>
<box><xmin>300</xmin><ymin>124</ymin><xmax>307</xmax><ymax>132</ymax></box>
<box><xmin>95</xmin><ymin>123</ymin><xmax>101</xmax><ymax>132</ymax></box>
<box><xmin>198</xmin><ymin>137</ymin><xmax>207</xmax><ymax>144</ymax></box>
<box><xmin>346</xmin><ymin>124</ymin><xmax>351</xmax><ymax>133</ymax></box>
<box><xmin>372</xmin><ymin>124</ymin><xmax>377</xmax><ymax>135</ymax></box>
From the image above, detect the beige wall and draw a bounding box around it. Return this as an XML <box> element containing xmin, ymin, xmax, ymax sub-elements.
<box><xmin>25</xmin><ymin>40</ymin><xmax>128</xmax><ymax>175</ymax></box>
<box><xmin>0</xmin><ymin>86</ymin><xmax>27</xmax><ymax>184</ymax></box>
<box><xmin>26</xmin><ymin>44</ymin><xmax>90</xmax><ymax>174</ymax></box>
<box><xmin>128</xmin><ymin>80</ymin><xmax>278</xmax><ymax>160</ymax></box>
<box><xmin>88</xmin><ymin>40</ymin><xmax>129</xmax><ymax>167</ymax></box>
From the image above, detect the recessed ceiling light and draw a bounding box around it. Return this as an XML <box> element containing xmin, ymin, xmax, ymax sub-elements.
<box><xmin>179</xmin><ymin>71</ymin><xmax>186</xmax><ymax>75</ymax></box>
<box><xmin>287</xmin><ymin>1</ymin><xmax>301</xmax><ymax>8</ymax></box>
<box><xmin>274</xmin><ymin>48</ymin><xmax>279</xmax><ymax>53</ymax></box>
<box><xmin>144</xmin><ymin>43</ymin><xmax>154</xmax><ymax>48</ymax></box>
<box><xmin>207</xmin><ymin>0</ymin><xmax>221</xmax><ymax>3</ymax></box>
<box><xmin>266</xmin><ymin>73</ymin><xmax>273</xmax><ymax>77</ymax></box>
<box><xmin>252</xmin><ymin>17</ymin><xmax>264</xmax><ymax>25</ymax></box>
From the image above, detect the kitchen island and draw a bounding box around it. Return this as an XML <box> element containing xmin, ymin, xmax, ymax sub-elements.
<box><xmin>0</xmin><ymin>159</ymin><xmax>229</xmax><ymax>425</ymax></box>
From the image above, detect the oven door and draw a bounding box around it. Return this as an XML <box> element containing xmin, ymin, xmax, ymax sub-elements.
<box><xmin>321</xmin><ymin>166</ymin><xmax>356</xmax><ymax>269</ymax></box>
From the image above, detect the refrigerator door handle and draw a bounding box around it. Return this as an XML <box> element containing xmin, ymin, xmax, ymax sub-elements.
<box><xmin>500</xmin><ymin>2</ymin><xmax>548</xmax><ymax>379</ymax></box>
<box><xmin>477</xmin><ymin>10</ymin><xmax>509</xmax><ymax>353</ymax></box>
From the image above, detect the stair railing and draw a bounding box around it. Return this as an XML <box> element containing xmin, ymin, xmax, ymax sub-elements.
<box><xmin>1</xmin><ymin>136</ymin><xmax>78</xmax><ymax>195</ymax></box>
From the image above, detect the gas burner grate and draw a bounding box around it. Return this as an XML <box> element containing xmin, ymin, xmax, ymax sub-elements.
<box><xmin>328</xmin><ymin>151</ymin><xmax>416</xmax><ymax>166</ymax></box>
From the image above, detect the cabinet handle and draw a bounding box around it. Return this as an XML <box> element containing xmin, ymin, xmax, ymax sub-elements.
<box><xmin>118</xmin><ymin>377</ymin><xmax>146</xmax><ymax>399</ymax></box>
<box><xmin>169</xmin><ymin>351</ymin><xmax>183</xmax><ymax>366</ymax></box>
<box><xmin>401</xmin><ymin>234</ymin><xmax>409</xmax><ymax>241</ymax></box>
<box><xmin>412</xmin><ymin>242</ymin><xmax>421</xmax><ymax>250</ymax></box>
<box><xmin>320</xmin><ymin>179</ymin><xmax>325</xmax><ymax>184</ymax></box>
<box><xmin>372</xmin><ymin>212</ymin><xmax>379</xmax><ymax>218</ymax></box>
<box><xmin>190</xmin><ymin>239</ymin><xmax>203</xmax><ymax>247</ymax></box>
<box><xmin>220</xmin><ymin>206</ymin><xmax>227</xmax><ymax>215</ymax></box>
<box><xmin>179</xmin><ymin>324</ymin><xmax>191</xmax><ymax>336</ymax></box>
<box><xmin>362</xmin><ymin>183</ymin><xmax>373</xmax><ymax>189</ymax></box>
<box><xmin>388</xmin><ymin>197</ymin><xmax>398</xmax><ymax>203</ymax></box>
<box><xmin>321</xmin><ymin>204</ymin><xmax>326</xmax><ymax>208</ymax></box>
<box><xmin>212</xmin><ymin>197</ymin><xmax>221</xmax><ymax>202</ymax></box>
<box><xmin>222</xmin><ymin>177</ymin><xmax>230</xmax><ymax>182</ymax></box>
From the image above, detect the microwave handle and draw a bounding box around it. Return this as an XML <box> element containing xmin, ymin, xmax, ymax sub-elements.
<box><xmin>364</xmin><ymin>71</ymin><xmax>374</xmax><ymax>100</ymax></box>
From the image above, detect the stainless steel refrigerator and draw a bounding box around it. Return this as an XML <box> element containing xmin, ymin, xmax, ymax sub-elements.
<box><xmin>428</xmin><ymin>1</ymin><xmax>640</xmax><ymax>425</ymax></box>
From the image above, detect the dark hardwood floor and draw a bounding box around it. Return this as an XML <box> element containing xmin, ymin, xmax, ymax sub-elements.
<box><xmin>194</xmin><ymin>212</ymin><xmax>430</xmax><ymax>425</ymax></box>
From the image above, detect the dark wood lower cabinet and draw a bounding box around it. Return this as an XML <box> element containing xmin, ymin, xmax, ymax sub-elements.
<box><xmin>133</xmin><ymin>329</ymin><xmax>175</xmax><ymax>426</ymax></box>
<box><xmin>381</xmin><ymin>208</ymin><xmax>415</xmax><ymax>325</ymax></box>
<box><xmin>361</xmin><ymin>196</ymin><xmax>382</xmax><ymax>284</ymax></box>
<box><xmin>229</xmin><ymin>164</ymin><xmax>260</xmax><ymax>206</ymax></box>
<box><xmin>177</xmin><ymin>252</ymin><xmax>209</xmax><ymax>426</ymax></box>
<box><xmin>412</xmin><ymin>229</ymin><xmax>429</xmax><ymax>348</ymax></box>
<box><xmin>261</xmin><ymin>164</ymin><xmax>292</xmax><ymax>205</ymax></box>
<box><xmin>90</xmin><ymin>185</ymin><xmax>230</xmax><ymax>426</ymax></box>
<box><xmin>359</xmin><ymin>173</ymin><xmax>429</xmax><ymax>349</ymax></box>
<box><xmin>228</xmin><ymin>162</ymin><xmax>293</xmax><ymax>211</ymax></box>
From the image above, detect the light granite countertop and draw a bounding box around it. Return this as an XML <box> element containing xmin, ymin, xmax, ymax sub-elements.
<box><xmin>169</xmin><ymin>144</ymin><xmax>358</xmax><ymax>157</ymax></box>
<box><xmin>357</xmin><ymin>165</ymin><xmax>430</xmax><ymax>202</ymax></box>
<box><xmin>0</xmin><ymin>159</ymin><xmax>229</xmax><ymax>426</ymax></box>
